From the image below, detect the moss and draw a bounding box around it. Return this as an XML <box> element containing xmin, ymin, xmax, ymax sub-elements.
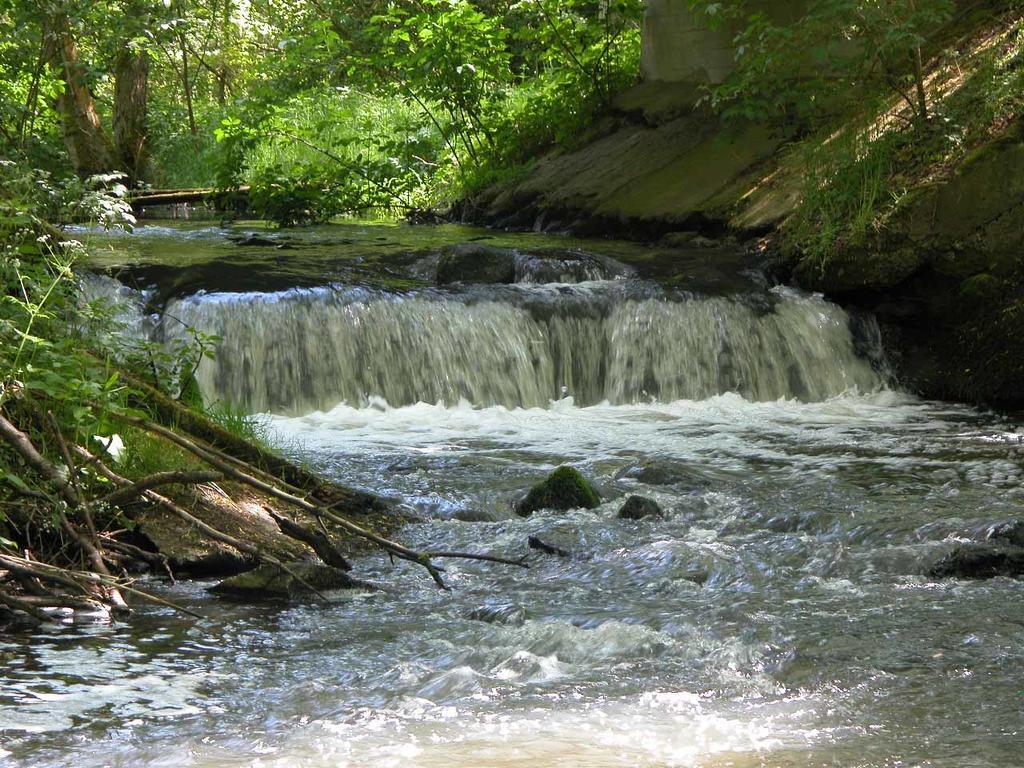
<box><xmin>515</xmin><ymin>466</ymin><xmax>601</xmax><ymax>517</ymax></box>
<box><xmin>618</xmin><ymin>495</ymin><xmax>664</xmax><ymax>520</ymax></box>
<box><xmin>209</xmin><ymin>562</ymin><xmax>362</xmax><ymax>600</ymax></box>
<box><xmin>794</xmin><ymin>244</ymin><xmax>925</xmax><ymax>293</ymax></box>
<box><xmin>958</xmin><ymin>273</ymin><xmax>1002</xmax><ymax>302</ymax></box>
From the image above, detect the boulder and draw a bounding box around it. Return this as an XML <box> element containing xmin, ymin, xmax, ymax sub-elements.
<box><xmin>209</xmin><ymin>562</ymin><xmax>371</xmax><ymax>600</ymax></box>
<box><xmin>928</xmin><ymin>544</ymin><xmax>1024</xmax><ymax>580</ymax></box>
<box><xmin>618</xmin><ymin>460</ymin><xmax>710</xmax><ymax>489</ymax></box>
<box><xmin>453</xmin><ymin>508</ymin><xmax>498</xmax><ymax>523</ymax></box>
<box><xmin>618</xmin><ymin>495</ymin><xmax>664</xmax><ymax>520</ymax></box>
<box><xmin>986</xmin><ymin>519</ymin><xmax>1024</xmax><ymax>548</ymax></box>
<box><xmin>514</xmin><ymin>466</ymin><xmax>601</xmax><ymax>517</ymax></box>
<box><xmin>436</xmin><ymin>244</ymin><xmax>517</xmax><ymax>285</ymax></box>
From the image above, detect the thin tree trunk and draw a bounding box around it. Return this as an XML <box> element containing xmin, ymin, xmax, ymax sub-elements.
<box><xmin>113</xmin><ymin>44</ymin><xmax>151</xmax><ymax>184</ymax></box>
<box><xmin>19</xmin><ymin>33</ymin><xmax>47</xmax><ymax>149</ymax></box>
<box><xmin>913</xmin><ymin>45</ymin><xmax>929</xmax><ymax>122</ymax></box>
<box><xmin>179</xmin><ymin>30</ymin><xmax>199</xmax><ymax>151</ymax></box>
<box><xmin>44</xmin><ymin>8</ymin><xmax>117</xmax><ymax>177</ymax></box>
<box><xmin>907</xmin><ymin>0</ymin><xmax>929</xmax><ymax>123</ymax></box>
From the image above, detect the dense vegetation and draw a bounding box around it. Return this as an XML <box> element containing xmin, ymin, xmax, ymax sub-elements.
<box><xmin>3</xmin><ymin>1</ymin><xmax>1023</xmax><ymax>622</ymax></box>
<box><xmin>1</xmin><ymin>1</ymin><xmax>644</xmax><ymax>224</ymax></box>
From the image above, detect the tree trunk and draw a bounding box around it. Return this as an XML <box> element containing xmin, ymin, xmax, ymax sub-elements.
<box><xmin>114</xmin><ymin>44</ymin><xmax>151</xmax><ymax>185</ymax></box>
<box><xmin>44</xmin><ymin>8</ymin><xmax>118</xmax><ymax>177</ymax></box>
<box><xmin>913</xmin><ymin>45</ymin><xmax>929</xmax><ymax>122</ymax></box>
<box><xmin>179</xmin><ymin>30</ymin><xmax>199</xmax><ymax>151</ymax></box>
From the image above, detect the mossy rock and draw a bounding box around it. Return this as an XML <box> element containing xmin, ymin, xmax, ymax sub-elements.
<box><xmin>958</xmin><ymin>273</ymin><xmax>1002</xmax><ymax>302</ymax></box>
<box><xmin>618</xmin><ymin>495</ymin><xmax>664</xmax><ymax>520</ymax></box>
<box><xmin>208</xmin><ymin>562</ymin><xmax>367</xmax><ymax>600</ymax></box>
<box><xmin>436</xmin><ymin>243</ymin><xmax>517</xmax><ymax>285</ymax></box>
<box><xmin>514</xmin><ymin>466</ymin><xmax>601</xmax><ymax>517</ymax></box>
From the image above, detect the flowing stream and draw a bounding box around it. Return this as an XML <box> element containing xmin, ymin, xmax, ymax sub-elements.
<box><xmin>2</xmin><ymin>223</ymin><xmax>1023</xmax><ymax>767</ymax></box>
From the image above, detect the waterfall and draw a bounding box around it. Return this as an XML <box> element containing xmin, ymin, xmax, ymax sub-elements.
<box><xmin>162</xmin><ymin>284</ymin><xmax>886</xmax><ymax>414</ymax></box>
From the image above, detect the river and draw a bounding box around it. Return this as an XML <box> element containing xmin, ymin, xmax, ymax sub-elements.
<box><xmin>1</xmin><ymin>223</ymin><xmax>1022</xmax><ymax>767</ymax></box>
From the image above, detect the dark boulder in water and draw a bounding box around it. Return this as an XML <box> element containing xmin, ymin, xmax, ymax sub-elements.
<box><xmin>228</xmin><ymin>233</ymin><xmax>279</xmax><ymax>248</ymax></box>
<box><xmin>618</xmin><ymin>495</ymin><xmax>664</xmax><ymax>520</ymax></box>
<box><xmin>928</xmin><ymin>544</ymin><xmax>1024</xmax><ymax>580</ymax></box>
<box><xmin>986</xmin><ymin>519</ymin><xmax>1024</xmax><ymax>548</ymax></box>
<box><xmin>515</xmin><ymin>466</ymin><xmax>601</xmax><ymax>517</ymax></box>
<box><xmin>209</xmin><ymin>562</ymin><xmax>373</xmax><ymax>600</ymax></box>
<box><xmin>436</xmin><ymin>243</ymin><xmax>517</xmax><ymax>285</ymax></box>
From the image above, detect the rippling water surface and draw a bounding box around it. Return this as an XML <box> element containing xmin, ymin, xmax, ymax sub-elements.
<box><xmin>2</xmin><ymin>224</ymin><xmax>1023</xmax><ymax>767</ymax></box>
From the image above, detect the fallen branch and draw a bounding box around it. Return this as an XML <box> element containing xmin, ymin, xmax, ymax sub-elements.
<box><xmin>266</xmin><ymin>508</ymin><xmax>353</xmax><ymax>572</ymax></box>
<box><xmin>1</xmin><ymin>411</ymin><xmax>129</xmax><ymax>613</ymax></box>
<box><xmin>96</xmin><ymin>470</ymin><xmax>222</xmax><ymax>508</ymax></box>
<box><xmin>0</xmin><ymin>552</ymin><xmax>202</xmax><ymax>620</ymax></box>
<box><xmin>0</xmin><ymin>412</ymin><xmax>77</xmax><ymax>506</ymax></box>
<box><xmin>528</xmin><ymin>536</ymin><xmax>571</xmax><ymax>558</ymax></box>
<box><xmin>0</xmin><ymin>589</ymin><xmax>54</xmax><ymax>623</ymax></box>
<box><xmin>424</xmin><ymin>551</ymin><xmax>530</xmax><ymax>568</ymax></box>
<box><xmin>111</xmin><ymin>366</ymin><xmax>384</xmax><ymax>512</ymax></box>
<box><xmin>103</xmin><ymin>410</ymin><xmax>452</xmax><ymax>587</ymax></box>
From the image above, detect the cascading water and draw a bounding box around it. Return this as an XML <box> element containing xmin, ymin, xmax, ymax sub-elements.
<box><xmin>8</xmin><ymin>223</ymin><xmax>1023</xmax><ymax>768</ymax></box>
<box><xmin>163</xmin><ymin>283</ymin><xmax>884</xmax><ymax>414</ymax></box>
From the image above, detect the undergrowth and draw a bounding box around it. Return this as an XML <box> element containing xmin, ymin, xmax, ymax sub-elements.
<box><xmin>783</xmin><ymin>9</ymin><xmax>1024</xmax><ymax>272</ymax></box>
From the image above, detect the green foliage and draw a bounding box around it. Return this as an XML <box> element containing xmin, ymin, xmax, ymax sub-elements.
<box><xmin>209</xmin><ymin>0</ymin><xmax>643</xmax><ymax>224</ymax></box>
<box><xmin>688</xmin><ymin>0</ymin><xmax>954</xmax><ymax>132</ymax></box>
<box><xmin>784</xmin><ymin>131</ymin><xmax>898</xmax><ymax>268</ymax></box>
<box><xmin>206</xmin><ymin>402</ymin><xmax>270</xmax><ymax>448</ymax></box>
<box><xmin>784</xmin><ymin>11</ymin><xmax>1024</xmax><ymax>269</ymax></box>
<box><xmin>2</xmin><ymin>0</ymin><xmax>644</xmax><ymax>224</ymax></box>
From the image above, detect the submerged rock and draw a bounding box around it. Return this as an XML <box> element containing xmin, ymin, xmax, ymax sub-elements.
<box><xmin>515</xmin><ymin>250</ymin><xmax>633</xmax><ymax>284</ymax></box>
<box><xmin>618</xmin><ymin>460</ymin><xmax>710</xmax><ymax>489</ymax></box>
<box><xmin>618</xmin><ymin>495</ymin><xmax>664</xmax><ymax>520</ymax></box>
<box><xmin>928</xmin><ymin>544</ymin><xmax>1024</xmax><ymax>580</ymax></box>
<box><xmin>436</xmin><ymin>243</ymin><xmax>517</xmax><ymax>285</ymax></box>
<box><xmin>228</xmin><ymin>234</ymin><xmax>278</xmax><ymax>248</ymax></box>
<box><xmin>514</xmin><ymin>466</ymin><xmax>601</xmax><ymax>517</ymax></box>
<box><xmin>466</xmin><ymin>603</ymin><xmax>526</xmax><ymax>625</ymax></box>
<box><xmin>209</xmin><ymin>562</ymin><xmax>370</xmax><ymax>600</ymax></box>
<box><xmin>528</xmin><ymin>535</ymin><xmax>572</xmax><ymax>558</ymax></box>
<box><xmin>659</xmin><ymin>231</ymin><xmax>720</xmax><ymax>249</ymax></box>
<box><xmin>452</xmin><ymin>508</ymin><xmax>498</xmax><ymax>523</ymax></box>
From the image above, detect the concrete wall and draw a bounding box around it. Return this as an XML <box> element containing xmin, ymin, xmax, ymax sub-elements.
<box><xmin>641</xmin><ymin>0</ymin><xmax>805</xmax><ymax>84</ymax></box>
<box><xmin>641</xmin><ymin>0</ymin><xmax>735</xmax><ymax>84</ymax></box>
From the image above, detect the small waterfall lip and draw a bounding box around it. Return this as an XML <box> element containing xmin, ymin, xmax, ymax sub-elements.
<box><xmin>159</xmin><ymin>279</ymin><xmax>892</xmax><ymax>415</ymax></box>
<box><xmin>167</xmin><ymin>277</ymin><xmax>672</xmax><ymax>313</ymax></box>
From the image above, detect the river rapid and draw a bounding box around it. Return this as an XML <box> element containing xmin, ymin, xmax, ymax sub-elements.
<box><xmin>1</xmin><ymin>223</ymin><xmax>1023</xmax><ymax>767</ymax></box>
